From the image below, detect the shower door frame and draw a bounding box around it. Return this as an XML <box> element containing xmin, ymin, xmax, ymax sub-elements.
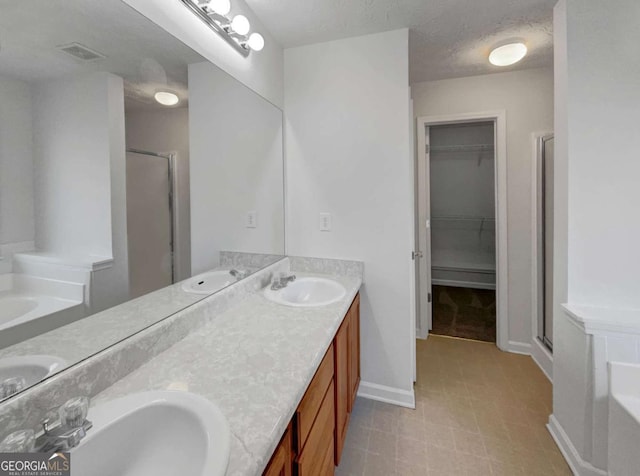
<box><xmin>126</xmin><ymin>148</ymin><xmax>177</xmax><ymax>285</ymax></box>
<box><xmin>415</xmin><ymin>111</ymin><xmax>508</xmax><ymax>351</ymax></box>
<box><xmin>530</xmin><ymin>132</ymin><xmax>554</xmax><ymax>380</ymax></box>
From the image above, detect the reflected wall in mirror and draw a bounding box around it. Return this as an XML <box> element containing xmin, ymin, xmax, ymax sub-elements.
<box><xmin>0</xmin><ymin>0</ymin><xmax>285</xmax><ymax>398</ymax></box>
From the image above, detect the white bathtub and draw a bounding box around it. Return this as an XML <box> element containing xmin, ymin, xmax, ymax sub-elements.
<box><xmin>0</xmin><ymin>274</ymin><xmax>85</xmax><ymax>337</ymax></box>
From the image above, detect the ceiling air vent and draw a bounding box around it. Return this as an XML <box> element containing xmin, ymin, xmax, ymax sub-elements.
<box><xmin>57</xmin><ymin>43</ymin><xmax>105</xmax><ymax>61</ymax></box>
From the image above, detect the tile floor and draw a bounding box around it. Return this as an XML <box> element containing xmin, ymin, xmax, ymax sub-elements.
<box><xmin>336</xmin><ymin>335</ymin><xmax>571</xmax><ymax>475</ymax></box>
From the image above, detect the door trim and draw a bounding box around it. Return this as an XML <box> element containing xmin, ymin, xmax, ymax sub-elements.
<box><xmin>415</xmin><ymin>111</ymin><xmax>508</xmax><ymax>351</ymax></box>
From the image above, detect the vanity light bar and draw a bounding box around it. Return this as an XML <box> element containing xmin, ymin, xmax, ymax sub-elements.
<box><xmin>180</xmin><ymin>0</ymin><xmax>265</xmax><ymax>57</ymax></box>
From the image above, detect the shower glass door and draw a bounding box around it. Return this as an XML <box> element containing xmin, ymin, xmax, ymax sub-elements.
<box><xmin>537</xmin><ymin>135</ymin><xmax>554</xmax><ymax>351</ymax></box>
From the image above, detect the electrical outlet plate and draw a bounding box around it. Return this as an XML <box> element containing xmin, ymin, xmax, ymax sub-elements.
<box><xmin>246</xmin><ymin>211</ymin><xmax>257</xmax><ymax>228</ymax></box>
<box><xmin>319</xmin><ymin>213</ymin><xmax>332</xmax><ymax>231</ymax></box>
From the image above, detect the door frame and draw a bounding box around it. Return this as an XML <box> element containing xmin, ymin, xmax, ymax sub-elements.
<box><xmin>415</xmin><ymin>111</ymin><xmax>508</xmax><ymax>351</ymax></box>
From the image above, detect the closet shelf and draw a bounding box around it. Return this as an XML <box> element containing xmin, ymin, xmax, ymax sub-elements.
<box><xmin>432</xmin><ymin>215</ymin><xmax>495</xmax><ymax>222</ymax></box>
<box><xmin>430</xmin><ymin>144</ymin><xmax>494</xmax><ymax>153</ymax></box>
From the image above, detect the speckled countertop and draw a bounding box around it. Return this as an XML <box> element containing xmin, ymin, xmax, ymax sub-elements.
<box><xmin>91</xmin><ymin>272</ymin><xmax>362</xmax><ymax>476</ymax></box>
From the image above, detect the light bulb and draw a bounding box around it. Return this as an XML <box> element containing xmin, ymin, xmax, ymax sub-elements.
<box><xmin>230</xmin><ymin>15</ymin><xmax>250</xmax><ymax>35</ymax></box>
<box><xmin>154</xmin><ymin>91</ymin><xmax>179</xmax><ymax>106</ymax></box>
<box><xmin>206</xmin><ymin>0</ymin><xmax>230</xmax><ymax>16</ymax></box>
<box><xmin>489</xmin><ymin>43</ymin><xmax>527</xmax><ymax>66</ymax></box>
<box><xmin>247</xmin><ymin>32</ymin><xmax>265</xmax><ymax>51</ymax></box>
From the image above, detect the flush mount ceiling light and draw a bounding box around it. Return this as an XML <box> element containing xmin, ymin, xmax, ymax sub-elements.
<box><xmin>489</xmin><ymin>43</ymin><xmax>528</xmax><ymax>66</ymax></box>
<box><xmin>154</xmin><ymin>91</ymin><xmax>180</xmax><ymax>106</ymax></box>
<box><xmin>180</xmin><ymin>0</ymin><xmax>266</xmax><ymax>57</ymax></box>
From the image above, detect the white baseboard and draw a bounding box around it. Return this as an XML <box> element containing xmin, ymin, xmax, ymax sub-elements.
<box><xmin>531</xmin><ymin>338</ymin><xmax>553</xmax><ymax>382</ymax></box>
<box><xmin>548</xmin><ymin>415</ymin><xmax>607</xmax><ymax>476</ymax></box>
<box><xmin>357</xmin><ymin>381</ymin><xmax>415</xmax><ymax>409</ymax></box>
<box><xmin>416</xmin><ymin>326</ymin><xmax>428</xmax><ymax>340</ymax></box>
<box><xmin>506</xmin><ymin>340</ymin><xmax>532</xmax><ymax>355</ymax></box>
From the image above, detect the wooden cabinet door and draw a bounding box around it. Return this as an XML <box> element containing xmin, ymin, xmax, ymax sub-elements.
<box><xmin>263</xmin><ymin>423</ymin><xmax>292</xmax><ymax>476</ymax></box>
<box><xmin>348</xmin><ymin>294</ymin><xmax>361</xmax><ymax>411</ymax></box>
<box><xmin>334</xmin><ymin>319</ymin><xmax>349</xmax><ymax>465</ymax></box>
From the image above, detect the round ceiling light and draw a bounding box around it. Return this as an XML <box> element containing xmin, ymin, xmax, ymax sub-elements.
<box><xmin>206</xmin><ymin>0</ymin><xmax>231</xmax><ymax>15</ymax></box>
<box><xmin>154</xmin><ymin>91</ymin><xmax>179</xmax><ymax>106</ymax></box>
<box><xmin>489</xmin><ymin>43</ymin><xmax>528</xmax><ymax>66</ymax></box>
<box><xmin>247</xmin><ymin>33</ymin><xmax>265</xmax><ymax>51</ymax></box>
<box><xmin>230</xmin><ymin>15</ymin><xmax>250</xmax><ymax>35</ymax></box>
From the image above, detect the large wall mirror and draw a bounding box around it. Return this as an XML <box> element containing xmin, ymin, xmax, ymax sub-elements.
<box><xmin>0</xmin><ymin>0</ymin><xmax>285</xmax><ymax>400</ymax></box>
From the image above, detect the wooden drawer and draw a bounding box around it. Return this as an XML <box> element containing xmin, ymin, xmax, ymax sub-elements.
<box><xmin>318</xmin><ymin>436</ymin><xmax>335</xmax><ymax>476</ymax></box>
<box><xmin>263</xmin><ymin>423</ymin><xmax>292</xmax><ymax>476</ymax></box>
<box><xmin>296</xmin><ymin>379</ymin><xmax>335</xmax><ymax>476</ymax></box>
<box><xmin>295</xmin><ymin>344</ymin><xmax>334</xmax><ymax>453</ymax></box>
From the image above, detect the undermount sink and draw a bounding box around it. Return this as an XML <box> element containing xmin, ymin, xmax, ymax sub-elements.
<box><xmin>264</xmin><ymin>277</ymin><xmax>346</xmax><ymax>307</ymax></box>
<box><xmin>73</xmin><ymin>391</ymin><xmax>230</xmax><ymax>476</ymax></box>
<box><xmin>181</xmin><ymin>270</ymin><xmax>236</xmax><ymax>295</ymax></box>
<box><xmin>0</xmin><ymin>355</ymin><xmax>67</xmax><ymax>398</ymax></box>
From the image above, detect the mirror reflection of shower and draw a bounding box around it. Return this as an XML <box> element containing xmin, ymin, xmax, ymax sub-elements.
<box><xmin>125</xmin><ymin>98</ymin><xmax>191</xmax><ymax>299</ymax></box>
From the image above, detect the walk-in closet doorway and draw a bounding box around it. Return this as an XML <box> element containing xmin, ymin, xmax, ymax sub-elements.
<box><xmin>414</xmin><ymin>111</ymin><xmax>508</xmax><ymax>350</ymax></box>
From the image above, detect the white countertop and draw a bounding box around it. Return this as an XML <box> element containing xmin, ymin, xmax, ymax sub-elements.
<box><xmin>91</xmin><ymin>272</ymin><xmax>362</xmax><ymax>476</ymax></box>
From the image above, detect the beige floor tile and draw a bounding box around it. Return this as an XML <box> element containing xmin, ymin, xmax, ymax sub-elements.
<box><xmin>490</xmin><ymin>460</ymin><xmax>526</xmax><ymax>475</ymax></box>
<box><xmin>395</xmin><ymin>458</ymin><xmax>428</xmax><ymax>476</ymax></box>
<box><xmin>344</xmin><ymin>422</ymin><xmax>371</xmax><ymax>451</ymax></box>
<box><xmin>368</xmin><ymin>429</ymin><xmax>398</xmax><ymax>458</ymax></box>
<box><xmin>425</xmin><ymin>444</ymin><xmax>461</xmax><ymax>473</ymax></box>
<box><xmin>396</xmin><ymin>436</ymin><xmax>428</xmax><ymax>464</ymax></box>
<box><xmin>337</xmin><ymin>336</ymin><xmax>568</xmax><ymax>476</ymax></box>
<box><xmin>363</xmin><ymin>452</ymin><xmax>398</xmax><ymax>476</ymax></box>
<box><xmin>452</xmin><ymin>428</ymin><xmax>487</xmax><ymax>457</ymax></box>
<box><xmin>423</xmin><ymin>422</ymin><xmax>455</xmax><ymax>448</ymax></box>
<box><xmin>457</xmin><ymin>454</ymin><xmax>493</xmax><ymax>475</ymax></box>
<box><xmin>336</xmin><ymin>446</ymin><xmax>366</xmax><ymax>476</ymax></box>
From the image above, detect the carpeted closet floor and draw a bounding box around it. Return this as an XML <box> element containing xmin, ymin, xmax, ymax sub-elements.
<box><xmin>431</xmin><ymin>285</ymin><xmax>496</xmax><ymax>343</ymax></box>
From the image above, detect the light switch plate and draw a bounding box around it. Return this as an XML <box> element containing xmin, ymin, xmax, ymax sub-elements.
<box><xmin>319</xmin><ymin>213</ymin><xmax>332</xmax><ymax>232</ymax></box>
<box><xmin>246</xmin><ymin>211</ymin><xmax>258</xmax><ymax>228</ymax></box>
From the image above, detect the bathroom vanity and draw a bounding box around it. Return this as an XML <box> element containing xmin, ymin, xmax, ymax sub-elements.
<box><xmin>264</xmin><ymin>294</ymin><xmax>360</xmax><ymax>475</ymax></box>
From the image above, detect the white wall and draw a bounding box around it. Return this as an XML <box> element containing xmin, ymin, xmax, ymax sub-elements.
<box><xmin>550</xmin><ymin>0</ymin><xmax>640</xmax><ymax>472</ymax></box>
<box><xmin>122</xmin><ymin>0</ymin><xmax>284</xmax><ymax>108</ymax></box>
<box><xmin>412</xmin><ymin>67</ymin><xmax>554</xmax><ymax>346</ymax></box>
<box><xmin>33</xmin><ymin>73</ymin><xmax>113</xmax><ymax>258</ymax></box>
<box><xmin>284</xmin><ymin>29</ymin><xmax>415</xmax><ymax>404</ymax></box>
<box><xmin>189</xmin><ymin>61</ymin><xmax>284</xmax><ymax>275</ymax></box>
<box><xmin>32</xmin><ymin>72</ymin><xmax>129</xmax><ymax>312</ymax></box>
<box><xmin>125</xmin><ymin>107</ymin><xmax>191</xmax><ymax>280</ymax></box>
<box><xmin>563</xmin><ymin>0</ymin><xmax>640</xmax><ymax>310</ymax></box>
<box><xmin>0</xmin><ymin>75</ymin><xmax>34</xmax><ymax>247</ymax></box>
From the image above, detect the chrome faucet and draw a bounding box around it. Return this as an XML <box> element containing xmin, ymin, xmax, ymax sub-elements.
<box><xmin>34</xmin><ymin>396</ymin><xmax>92</xmax><ymax>453</ymax></box>
<box><xmin>271</xmin><ymin>272</ymin><xmax>296</xmax><ymax>290</ymax></box>
<box><xmin>229</xmin><ymin>269</ymin><xmax>248</xmax><ymax>281</ymax></box>
<box><xmin>0</xmin><ymin>377</ymin><xmax>26</xmax><ymax>400</ymax></box>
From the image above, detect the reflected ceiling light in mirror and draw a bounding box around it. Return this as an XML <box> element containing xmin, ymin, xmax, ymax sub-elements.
<box><xmin>180</xmin><ymin>0</ymin><xmax>265</xmax><ymax>57</ymax></box>
<box><xmin>154</xmin><ymin>91</ymin><xmax>180</xmax><ymax>106</ymax></box>
<box><xmin>489</xmin><ymin>42</ymin><xmax>528</xmax><ymax>66</ymax></box>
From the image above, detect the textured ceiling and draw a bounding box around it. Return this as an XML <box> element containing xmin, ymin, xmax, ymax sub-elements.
<box><xmin>0</xmin><ymin>0</ymin><xmax>205</xmax><ymax>110</ymax></box>
<box><xmin>244</xmin><ymin>0</ymin><xmax>555</xmax><ymax>83</ymax></box>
